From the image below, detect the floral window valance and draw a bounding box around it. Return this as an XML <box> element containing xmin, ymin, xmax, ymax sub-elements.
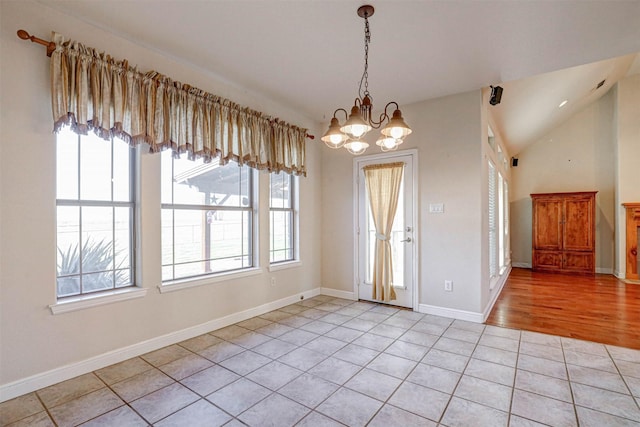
<box><xmin>50</xmin><ymin>32</ymin><xmax>307</xmax><ymax>176</ymax></box>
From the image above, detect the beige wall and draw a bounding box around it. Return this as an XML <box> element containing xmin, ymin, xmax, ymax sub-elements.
<box><xmin>510</xmin><ymin>90</ymin><xmax>616</xmax><ymax>272</ymax></box>
<box><xmin>321</xmin><ymin>90</ymin><xmax>489</xmax><ymax>315</ymax></box>
<box><xmin>0</xmin><ymin>0</ymin><xmax>322</xmax><ymax>389</ymax></box>
<box><xmin>615</xmin><ymin>74</ymin><xmax>640</xmax><ymax>277</ymax></box>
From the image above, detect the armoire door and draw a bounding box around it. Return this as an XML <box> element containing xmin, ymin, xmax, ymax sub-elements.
<box><xmin>533</xmin><ymin>198</ymin><xmax>563</xmax><ymax>250</ymax></box>
<box><xmin>563</xmin><ymin>196</ymin><xmax>594</xmax><ymax>252</ymax></box>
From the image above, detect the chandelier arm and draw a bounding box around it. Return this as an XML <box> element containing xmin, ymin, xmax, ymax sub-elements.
<box><xmin>333</xmin><ymin>108</ymin><xmax>349</xmax><ymax>121</ymax></box>
<box><xmin>367</xmin><ymin>101</ymin><xmax>401</xmax><ymax>129</ymax></box>
<box><xmin>384</xmin><ymin>101</ymin><xmax>399</xmax><ymax>113</ymax></box>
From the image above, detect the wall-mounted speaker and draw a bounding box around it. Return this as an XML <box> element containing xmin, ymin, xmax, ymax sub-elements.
<box><xmin>511</xmin><ymin>157</ymin><xmax>518</xmax><ymax>167</ymax></box>
<box><xmin>489</xmin><ymin>85</ymin><xmax>503</xmax><ymax>106</ymax></box>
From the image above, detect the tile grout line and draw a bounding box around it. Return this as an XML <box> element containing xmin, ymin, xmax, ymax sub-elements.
<box><xmin>505</xmin><ymin>328</ymin><xmax>522</xmax><ymax>427</ymax></box>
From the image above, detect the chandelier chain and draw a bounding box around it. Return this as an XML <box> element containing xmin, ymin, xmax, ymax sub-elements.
<box><xmin>359</xmin><ymin>13</ymin><xmax>371</xmax><ymax>99</ymax></box>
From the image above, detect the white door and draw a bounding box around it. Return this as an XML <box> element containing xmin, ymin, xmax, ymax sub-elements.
<box><xmin>355</xmin><ymin>151</ymin><xmax>416</xmax><ymax>309</ymax></box>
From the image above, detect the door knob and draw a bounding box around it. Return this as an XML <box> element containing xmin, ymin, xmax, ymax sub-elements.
<box><xmin>400</xmin><ymin>237</ymin><xmax>412</xmax><ymax>243</ymax></box>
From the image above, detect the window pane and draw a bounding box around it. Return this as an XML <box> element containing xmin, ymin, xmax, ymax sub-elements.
<box><xmin>161</xmin><ymin>150</ymin><xmax>174</xmax><ymax>204</ymax></box>
<box><xmin>270</xmin><ymin>172</ymin><xmax>291</xmax><ymax>209</ymax></box>
<box><xmin>210</xmin><ymin>210</ymin><xmax>246</xmax><ymax>260</ymax></box>
<box><xmin>270</xmin><ymin>210</ymin><xmax>292</xmax><ymax>263</ymax></box>
<box><xmin>113</xmin><ymin>137</ymin><xmax>131</xmax><ymax>202</ymax></box>
<box><xmin>57</xmin><ymin>206</ymin><xmax>80</xmax><ymax>276</ymax></box>
<box><xmin>114</xmin><ymin>207</ymin><xmax>132</xmax><ymax>287</ymax></box>
<box><xmin>57</xmin><ymin>276</ymin><xmax>80</xmax><ymax>298</ymax></box>
<box><xmin>83</xmin><ymin>271</ymin><xmax>114</xmax><ymax>293</ymax></box>
<box><xmin>56</xmin><ymin>128</ymin><xmax>78</xmax><ymax>200</ymax></box>
<box><xmin>162</xmin><ymin>266</ymin><xmax>174</xmax><ymax>282</ymax></box>
<box><xmin>81</xmin><ymin>206</ymin><xmax>114</xmax><ymax>274</ymax></box>
<box><xmin>161</xmin><ymin>209</ymin><xmax>174</xmax><ymax>266</ymax></box>
<box><xmin>173</xmin><ymin>209</ymin><xmax>205</xmax><ymax>264</ymax></box>
<box><xmin>80</xmin><ymin>133</ymin><xmax>112</xmax><ymax>201</ymax></box>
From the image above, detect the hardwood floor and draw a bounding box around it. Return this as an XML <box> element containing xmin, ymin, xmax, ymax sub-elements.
<box><xmin>486</xmin><ymin>268</ymin><xmax>640</xmax><ymax>349</ymax></box>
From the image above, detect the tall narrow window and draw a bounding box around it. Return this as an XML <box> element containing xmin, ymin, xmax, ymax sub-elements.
<box><xmin>270</xmin><ymin>172</ymin><xmax>296</xmax><ymax>263</ymax></box>
<box><xmin>56</xmin><ymin>128</ymin><xmax>135</xmax><ymax>298</ymax></box>
<box><xmin>488</xmin><ymin>161</ymin><xmax>497</xmax><ymax>280</ymax></box>
<box><xmin>498</xmin><ymin>172</ymin><xmax>505</xmax><ymax>272</ymax></box>
<box><xmin>503</xmin><ymin>179</ymin><xmax>510</xmax><ymax>268</ymax></box>
<box><xmin>161</xmin><ymin>152</ymin><xmax>255</xmax><ymax>282</ymax></box>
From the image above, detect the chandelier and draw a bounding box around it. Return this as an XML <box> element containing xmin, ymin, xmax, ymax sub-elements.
<box><xmin>321</xmin><ymin>5</ymin><xmax>412</xmax><ymax>155</ymax></box>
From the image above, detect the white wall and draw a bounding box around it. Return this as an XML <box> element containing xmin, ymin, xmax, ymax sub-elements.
<box><xmin>0</xmin><ymin>0</ymin><xmax>322</xmax><ymax>394</ymax></box>
<box><xmin>510</xmin><ymin>90</ymin><xmax>616</xmax><ymax>272</ymax></box>
<box><xmin>614</xmin><ymin>74</ymin><xmax>640</xmax><ymax>277</ymax></box>
<box><xmin>321</xmin><ymin>90</ymin><xmax>487</xmax><ymax>316</ymax></box>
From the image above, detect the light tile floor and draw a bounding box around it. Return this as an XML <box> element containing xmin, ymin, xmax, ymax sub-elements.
<box><xmin>2</xmin><ymin>296</ymin><xmax>640</xmax><ymax>426</ymax></box>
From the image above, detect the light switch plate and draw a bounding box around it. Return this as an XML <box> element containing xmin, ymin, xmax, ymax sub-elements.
<box><xmin>429</xmin><ymin>203</ymin><xmax>444</xmax><ymax>214</ymax></box>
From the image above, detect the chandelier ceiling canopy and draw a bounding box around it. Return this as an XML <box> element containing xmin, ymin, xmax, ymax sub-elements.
<box><xmin>321</xmin><ymin>5</ymin><xmax>412</xmax><ymax>155</ymax></box>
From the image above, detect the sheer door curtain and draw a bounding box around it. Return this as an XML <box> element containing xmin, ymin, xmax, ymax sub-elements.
<box><xmin>364</xmin><ymin>162</ymin><xmax>404</xmax><ymax>302</ymax></box>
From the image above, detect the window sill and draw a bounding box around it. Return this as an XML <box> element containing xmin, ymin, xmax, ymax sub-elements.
<box><xmin>159</xmin><ymin>267</ymin><xmax>263</xmax><ymax>294</ymax></box>
<box><xmin>50</xmin><ymin>287</ymin><xmax>148</xmax><ymax>315</ymax></box>
<box><xmin>268</xmin><ymin>260</ymin><xmax>302</xmax><ymax>272</ymax></box>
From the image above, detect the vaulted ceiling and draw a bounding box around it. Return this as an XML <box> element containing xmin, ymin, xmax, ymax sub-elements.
<box><xmin>37</xmin><ymin>0</ymin><xmax>640</xmax><ymax>155</ymax></box>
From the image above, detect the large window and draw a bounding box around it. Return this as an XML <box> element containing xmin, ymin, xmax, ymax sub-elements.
<box><xmin>488</xmin><ymin>160</ymin><xmax>510</xmax><ymax>284</ymax></box>
<box><xmin>270</xmin><ymin>172</ymin><xmax>296</xmax><ymax>263</ymax></box>
<box><xmin>56</xmin><ymin>129</ymin><xmax>135</xmax><ymax>298</ymax></box>
<box><xmin>161</xmin><ymin>152</ymin><xmax>255</xmax><ymax>281</ymax></box>
<box><xmin>488</xmin><ymin>161</ymin><xmax>498</xmax><ymax>280</ymax></box>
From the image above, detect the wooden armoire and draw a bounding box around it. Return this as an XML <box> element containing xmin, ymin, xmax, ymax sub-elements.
<box><xmin>531</xmin><ymin>191</ymin><xmax>597</xmax><ymax>274</ymax></box>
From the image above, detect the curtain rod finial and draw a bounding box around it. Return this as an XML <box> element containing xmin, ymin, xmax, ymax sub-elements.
<box><xmin>17</xmin><ymin>29</ymin><xmax>31</xmax><ymax>40</ymax></box>
<box><xmin>17</xmin><ymin>29</ymin><xmax>55</xmax><ymax>56</ymax></box>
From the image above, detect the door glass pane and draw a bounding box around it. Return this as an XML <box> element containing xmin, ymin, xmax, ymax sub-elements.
<box><xmin>391</xmin><ymin>180</ymin><xmax>405</xmax><ymax>288</ymax></box>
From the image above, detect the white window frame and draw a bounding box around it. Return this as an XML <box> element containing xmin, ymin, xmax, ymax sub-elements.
<box><xmin>269</xmin><ymin>172</ymin><xmax>298</xmax><ymax>265</ymax></box>
<box><xmin>488</xmin><ymin>160</ymin><xmax>498</xmax><ymax>282</ymax></box>
<box><xmin>487</xmin><ymin>126</ymin><xmax>511</xmax><ymax>289</ymax></box>
<box><xmin>160</xmin><ymin>155</ymin><xmax>258</xmax><ymax>286</ymax></box>
<box><xmin>55</xmin><ymin>131</ymin><xmax>137</xmax><ymax>300</ymax></box>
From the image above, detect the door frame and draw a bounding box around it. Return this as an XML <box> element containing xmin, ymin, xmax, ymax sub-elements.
<box><xmin>353</xmin><ymin>149</ymin><xmax>419</xmax><ymax>311</ymax></box>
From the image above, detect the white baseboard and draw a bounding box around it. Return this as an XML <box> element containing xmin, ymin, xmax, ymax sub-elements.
<box><xmin>595</xmin><ymin>267</ymin><xmax>614</xmax><ymax>275</ymax></box>
<box><xmin>320</xmin><ymin>287</ymin><xmax>356</xmax><ymax>300</ymax></box>
<box><xmin>0</xmin><ymin>288</ymin><xmax>321</xmax><ymax>403</ymax></box>
<box><xmin>482</xmin><ymin>266</ymin><xmax>511</xmax><ymax>322</ymax></box>
<box><xmin>512</xmin><ymin>262</ymin><xmax>531</xmax><ymax>268</ymax></box>
<box><xmin>417</xmin><ymin>304</ymin><xmax>484</xmax><ymax>323</ymax></box>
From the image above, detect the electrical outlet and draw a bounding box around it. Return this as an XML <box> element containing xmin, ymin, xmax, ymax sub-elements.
<box><xmin>270</xmin><ymin>277</ymin><xmax>276</xmax><ymax>287</ymax></box>
<box><xmin>444</xmin><ymin>280</ymin><xmax>453</xmax><ymax>292</ymax></box>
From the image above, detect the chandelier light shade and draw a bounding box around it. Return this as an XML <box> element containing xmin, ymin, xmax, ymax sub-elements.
<box><xmin>321</xmin><ymin>5</ymin><xmax>412</xmax><ymax>155</ymax></box>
